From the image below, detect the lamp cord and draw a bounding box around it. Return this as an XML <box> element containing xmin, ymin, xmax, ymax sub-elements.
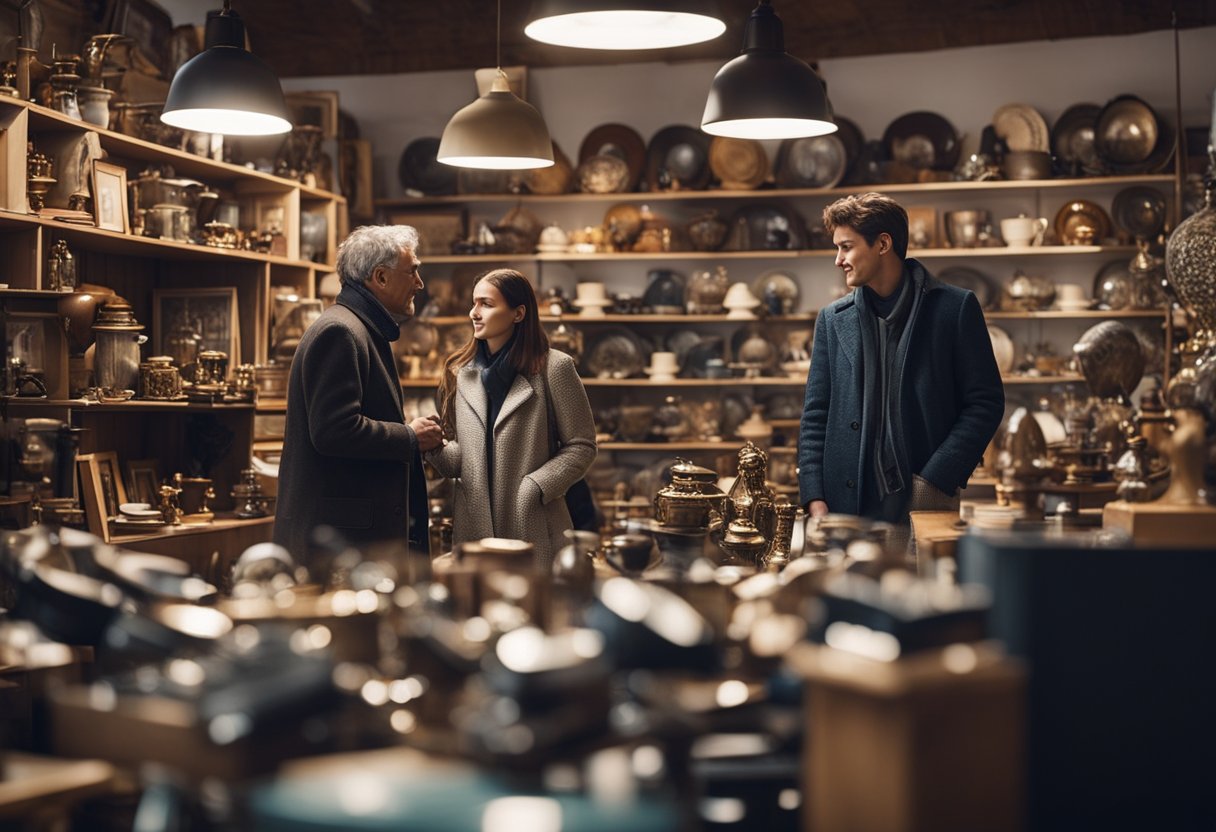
<box><xmin>496</xmin><ymin>0</ymin><xmax>502</xmax><ymax>70</ymax></box>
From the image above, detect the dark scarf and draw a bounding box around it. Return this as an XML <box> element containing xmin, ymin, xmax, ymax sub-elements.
<box><xmin>336</xmin><ymin>280</ymin><xmax>402</xmax><ymax>344</ymax></box>
<box><xmin>856</xmin><ymin>263</ymin><xmax>920</xmax><ymax>510</ymax></box>
<box><xmin>475</xmin><ymin>331</ymin><xmax>519</xmax><ymax>500</ymax></box>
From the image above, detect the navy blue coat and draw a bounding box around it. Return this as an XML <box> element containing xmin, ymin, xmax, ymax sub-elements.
<box><xmin>798</xmin><ymin>260</ymin><xmax>1004</xmax><ymax>516</ymax></box>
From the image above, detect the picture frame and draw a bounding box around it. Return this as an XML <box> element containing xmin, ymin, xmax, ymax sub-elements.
<box><xmin>284</xmin><ymin>91</ymin><xmax>341</xmax><ymax>139</ymax></box>
<box><xmin>125</xmin><ymin>458</ymin><xmax>161</xmax><ymax>506</ymax></box>
<box><xmin>103</xmin><ymin>0</ymin><xmax>174</xmax><ymax>78</ymax></box>
<box><xmin>93</xmin><ymin>451</ymin><xmax>127</xmax><ymax>519</ymax></box>
<box><xmin>386</xmin><ymin>208</ymin><xmax>467</xmax><ymax>257</ymax></box>
<box><xmin>906</xmin><ymin>205</ymin><xmax>938</xmax><ymax>249</ymax></box>
<box><xmin>75</xmin><ymin>454</ymin><xmax>110</xmax><ymax>542</ymax></box>
<box><xmin>92</xmin><ymin>160</ymin><xmax>130</xmax><ymax>233</ymax></box>
<box><xmin>152</xmin><ymin>287</ymin><xmax>241</xmax><ymax>362</ymax></box>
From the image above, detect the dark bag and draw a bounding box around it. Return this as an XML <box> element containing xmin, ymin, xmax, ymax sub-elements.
<box><xmin>541</xmin><ymin>363</ymin><xmax>599</xmax><ymax>531</ymax></box>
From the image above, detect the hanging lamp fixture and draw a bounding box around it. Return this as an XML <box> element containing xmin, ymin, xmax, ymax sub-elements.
<box><xmin>701</xmin><ymin>0</ymin><xmax>836</xmax><ymax>140</ymax></box>
<box><xmin>524</xmin><ymin>1</ymin><xmax>725</xmax><ymax>50</ymax></box>
<box><xmin>438</xmin><ymin>0</ymin><xmax>554</xmax><ymax>170</ymax></box>
<box><xmin>161</xmin><ymin>0</ymin><xmax>292</xmax><ymax>136</ymax></box>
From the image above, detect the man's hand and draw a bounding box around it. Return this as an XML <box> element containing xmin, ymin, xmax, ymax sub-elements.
<box><xmin>409</xmin><ymin>415</ymin><xmax>444</xmax><ymax>452</ymax></box>
<box><xmin>806</xmin><ymin>500</ymin><xmax>829</xmax><ymax>518</ymax></box>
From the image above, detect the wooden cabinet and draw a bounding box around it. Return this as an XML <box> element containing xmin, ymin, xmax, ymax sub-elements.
<box><xmin>0</xmin><ymin>96</ymin><xmax>347</xmax><ymax>553</ymax></box>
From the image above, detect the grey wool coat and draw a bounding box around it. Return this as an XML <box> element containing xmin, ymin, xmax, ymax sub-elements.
<box><xmin>274</xmin><ymin>302</ymin><xmax>428</xmax><ymax>562</ymax></box>
<box><xmin>428</xmin><ymin>349</ymin><xmax>596</xmax><ymax>567</ymax></box>
<box><xmin>798</xmin><ymin>259</ymin><xmax>1005</xmax><ymax>516</ymax></box>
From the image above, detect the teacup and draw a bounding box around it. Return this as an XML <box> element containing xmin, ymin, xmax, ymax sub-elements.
<box><xmin>1000</xmin><ymin>215</ymin><xmax>1048</xmax><ymax>247</ymax></box>
<box><xmin>645</xmin><ymin>351</ymin><xmax>679</xmax><ymax>381</ymax></box>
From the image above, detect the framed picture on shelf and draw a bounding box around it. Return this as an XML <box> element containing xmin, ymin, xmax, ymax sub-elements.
<box><xmin>152</xmin><ymin>287</ymin><xmax>241</xmax><ymax>362</ymax></box>
<box><xmin>125</xmin><ymin>458</ymin><xmax>161</xmax><ymax>506</ymax></box>
<box><xmin>284</xmin><ymin>90</ymin><xmax>341</xmax><ymax>139</ymax></box>
<box><xmin>103</xmin><ymin>0</ymin><xmax>174</xmax><ymax>78</ymax></box>
<box><xmin>92</xmin><ymin>160</ymin><xmax>130</xmax><ymax>233</ymax></box>
<box><xmin>75</xmin><ymin>454</ymin><xmax>110</xmax><ymax>542</ymax></box>
<box><xmin>386</xmin><ymin>208</ymin><xmax>467</xmax><ymax>257</ymax></box>
<box><xmin>93</xmin><ymin>451</ymin><xmax>127</xmax><ymax>518</ymax></box>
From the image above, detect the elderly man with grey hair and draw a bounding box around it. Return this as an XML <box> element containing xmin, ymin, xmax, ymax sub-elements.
<box><xmin>275</xmin><ymin>225</ymin><xmax>444</xmax><ymax>563</ymax></box>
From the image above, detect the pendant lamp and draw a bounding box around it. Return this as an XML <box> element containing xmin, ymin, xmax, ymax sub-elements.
<box><xmin>701</xmin><ymin>0</ymin><xmax>836</xmax><ymax>140</ymax></box>
<box><xmin>161</xmin><ymin>1</ymin><xmax>291</xmax><ymax>136</ymax></box>
<box><xmin>438</xmin><ymin>0</ymin><xmax>554</xmax><ymax>170</ymax></box>
<box><xmin>525</xmin><ymin>1</ymin><xmax>725</xmax><ymax>50</ymax></box>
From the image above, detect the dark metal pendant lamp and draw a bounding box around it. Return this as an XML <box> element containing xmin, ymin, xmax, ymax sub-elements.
<box><xmin>161</xmin><ymin>0</ymin><xmax>292</xmax><ymax>136</ymax></box>
<box><xmin>701</xmin><ymin>0</ymin><xmax>837</xmax><ymax>140</ymax></box>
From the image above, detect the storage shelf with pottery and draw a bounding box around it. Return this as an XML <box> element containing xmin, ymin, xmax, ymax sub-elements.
<box><xmin>381</xmin><ymin>167</ymin><xmax>1176</xmax><ymax>477</ymax></box>
<box><xmin>421</xmin><ymin>313</ymin><xmax>817</xmax><ymax>325</ymax></box>
<box><xmin>0</xmin><ymin>96</ymin><xmax>347</xmax><ymax>554</ymax></box>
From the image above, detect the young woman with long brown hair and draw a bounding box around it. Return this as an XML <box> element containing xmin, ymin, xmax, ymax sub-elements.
<box><xmin>430</xmin><ymin>269</ymin><xmax>596</xmax><ymax>567</ymax></box>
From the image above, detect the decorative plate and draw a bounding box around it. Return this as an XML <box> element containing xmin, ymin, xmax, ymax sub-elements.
<box><xmin>644</xmin><ymin>125</ymin><xmax>712</xmax><ymax>191</ymax></box>
<box><xmin>1053</xmin><ymin>199</ymin><xmax>1112</xmax><ymax>245</ymax></box>
<box><xmin>1050</xmin><ymin>103</ymin><xmax>1102</xmax><ymax>173</ymax></box>
<box><xmin>833</xmin><ymin>116</ymin><xmax>865</xmax><ymax>183</ymax></box>
<box><xmin>987</xmin><ymin>326</ymin><xmax>1015</xmax><ymax>374</ymax></box>
<box><xmin>584</xmin><ymin>329</ymin><xmax>649</xmax><ymax>379</ymax></box>
<box><xmin>398</xmin><ymin>136</ymin><xmax>457</xmax><ymax>195</ymax></box>
<box><xmin>774</xmin><ymin>134</ymin><xmax>847</xmax><ymax>189</ymax></box>
<box><xmin>575</xmin><ymin>154</ymin><xmax>630</xmax><ymax>194</ymax></box>
<box><xmin>1111</xmin><ymin>185</ymin><xmax>1167</xmax><ymax>239</ymax></box>
<box><xmin>938</xmin><ymin>266</ymin><xmax>998</xmax><ymax>310</ymax></box>
<box><xmin>708</xmin><ymin>136</ymin><xmax>769</xmax><ymax>190</ymax></box>
<box><xmin>881</xmin><ymin>111</ymin><xmax>961</xmax><ymax>171</ymax></box>
<box><xmin>992</xmin><ymin>103</ymin><xmax>1050</xmax><ymax>153</ymax></box>
<box><xmin>665</xmin><ymin>329</ymin><xmax>703</xmax><ymax>364</ymax></box>
<box><xmin>578</xmin><ymin>123</ymin><xmax>646</xmax><ymax>192</ymax></box>
<box><xmin>1094</xmin><ymin>95</ymin><xmax>1159</xmax><ymax>166</ymax></box>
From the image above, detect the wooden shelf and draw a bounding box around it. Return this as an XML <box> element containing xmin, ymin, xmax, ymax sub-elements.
<box><xmin>985</xmin><ymin>309</ymin><xmax>1168</xmax><ymax>319</ymax></box>
<box><xmin>1000</xmin><ymin>374</ymin><xmax>1086</xmax><ymax>385</ymax></box>
<box><xmin>109</xmin><ymin>514</ymin><xmax>274</xmax><ymax>546</ymax></box>
<box><xmin>602</xmin><ymin>441</ymin><xmax>798</xmax><ymax>452</ymax></box>
<box><xmin>378</xmin><ymin>174</ymin><xmax>1175</xmax><ymax>208</ymax></box>
<box><xmin>0</xmin><ymin>209</ymin><xmax>321</xmax><ymax>269</ymax></box>
<box><xmin>417</xmin><ymin>313</ymin><xmax>816</xmax><ymax>325</ymax></box>
<box><xmin>397</xmin><ymin>376</ymin><xmax>808</xmax><ymax>388</ymax></box>
<box><xmin>0</xmin><ymin>396</ymin><xmax>255</xmax><ymax>411</ymax></box>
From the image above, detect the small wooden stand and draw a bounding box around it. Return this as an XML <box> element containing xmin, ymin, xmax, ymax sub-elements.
<box><xmin>789</xmin><ymin>641</ymin><xmax>1025</xmax><ymax>832</ymax></box>
<box><xmin>1102</xmin><ymin>499</ymin><xmax>1216</xmax><ymax>547</ymax></box>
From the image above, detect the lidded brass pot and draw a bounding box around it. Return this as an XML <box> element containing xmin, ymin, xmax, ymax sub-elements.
<box><xmin>653</xmin><ymin>459</ymin><xmax>727</xmax><ymax>531</ymax></box>
<box><xmin>139</xmin><ymin>355</ymin><xmax>183</xmax><ymax>400</ymax></box>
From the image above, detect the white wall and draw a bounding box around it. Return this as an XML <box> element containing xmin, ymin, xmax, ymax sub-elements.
<box><xmin>273</xmin><ymin>26</ymin><xmax>1216</xmax><ymax>201</ymax></box>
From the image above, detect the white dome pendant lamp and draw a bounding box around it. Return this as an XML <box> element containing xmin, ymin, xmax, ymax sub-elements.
<box><xmin>701</xmin><ymin>0</ymin><xmax>837</xmax><ymax>141</ymax></box>
<box><xmin>524</xmin><ymin>0</ymin><xmax>725</xmax><ymax>50</ymax></box>
<box><xmin>438</xmin><ymin>0</ymin><xmax>555</xmax><ymax>170</ymax></box>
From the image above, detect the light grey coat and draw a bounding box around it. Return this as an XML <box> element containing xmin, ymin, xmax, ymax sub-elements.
<box><xmin>428</xmin><ymin>349</ymin><xmax>596</xmax><ymax>567</ymax></box>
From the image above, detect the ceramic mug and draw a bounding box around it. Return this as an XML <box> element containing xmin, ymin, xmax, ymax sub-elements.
<box><xmin>1000</xmin><ymin>216</ymin><xmax>1048</xmax><ymax>247</ymax></box>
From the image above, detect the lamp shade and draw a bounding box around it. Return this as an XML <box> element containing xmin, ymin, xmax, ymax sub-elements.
<box><xmin>437</xmin><ymin>75</ymin><xmax>555</xmax><ymax>170</ymax></box>
<box><xmin>161</xmin><ymin>8</ymin><xmax>292</xmax><ymax>136</ymax></box>
<box><xmin>525</xmin><ymin>0</ymin><xmax>725</xmax><ymax>50</ymax></box>
<box><xmin>701</xmin><ymin>1</ymin><xmax>836</xmax><ymax>140</ymax></box>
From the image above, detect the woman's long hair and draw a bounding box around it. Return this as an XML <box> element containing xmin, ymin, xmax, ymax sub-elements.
<box><xmin>437</xmin><ymin>269</ymin><xmax>550</xmax><ymax>433</ymax></box>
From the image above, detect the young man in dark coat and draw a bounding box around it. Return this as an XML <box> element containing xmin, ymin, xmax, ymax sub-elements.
<box><xmin>798</xmin><ymin>193</ymin><xmax>1004</xmax><ymax>525</ymax></box>
<box><xmin>274</xmin><ymin>225</ymin><xmax>444</xmax><ymax>564</ymax></box>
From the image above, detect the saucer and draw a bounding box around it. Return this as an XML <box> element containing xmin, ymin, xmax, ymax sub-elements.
<box><xmin>726</xmin><ymin>309</ymin><xmax>758</xmax><ymax>320</ymax></box>
<box><xmin>644</xmin><ymin>369</ymin><xmax>677</xmax><ymax>382</ymax></box>
<box><xmin>1055</xmin><ymin>299</ymin><xmax>1092</xmax><ymax>312</ymax></box>
<box><xmin>119</xmin><ymin>502</ymin><xmax>162</xmax><ymax>519</ymax></box>
<box><xmin>536</xmin><ymin>244</ymin><xmax>569</xmax><ymax>253</ymax></box>
<box><xmin>571</xmin><ymin>298</ymin><xmax>612</xmax><ymax>307</ymax></box>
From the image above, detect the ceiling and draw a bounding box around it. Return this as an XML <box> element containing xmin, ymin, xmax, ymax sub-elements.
<box><xmin>18</xmin><ymin>0</ymin><xmax>1216</xmax><ymax>80</ymax></box>
<box><xmin>233</xmin><ymin>0</ymin><xmax>1216</xmax><ymax>78</ymax></box>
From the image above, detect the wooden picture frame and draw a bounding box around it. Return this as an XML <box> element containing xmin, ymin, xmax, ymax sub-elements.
<box><xmin>92</xmin><ymin>160</ymin><xmax>129</xmax><ymax>233</ymax></box>
<box><xmin>93</xmin><ymin>451</ymin><xmax>127</xmax><ymax>518</ymax></box>
<box><xmin>284</xmin><ymin>91</ymin><xmax>341</xmax><ymax>139</ymax></box>
<box><xmin>125</xmin><ymin>458</ymin><xmax>161</xmax><ymax>506</ymax></box>
<box><xmin>152</xmin><ymin>287</ymin><xmax>241</xmax><ymax>362</ymax></box>
<box><xmin>104</xmin><ymin>0</ymin><xmax>174</xmax><ymax>78</ymax></box>
<box><xmin>75</xmin><ymin>454</ymin><xmax>110</xmax><ymax>542</ymax></box>
<box><xmin>386</xmin><ymin>208</ymin><xmax>467</xmax><ymax>257</ymax></box>
<box><xmin>906</xmin><ymin>205</ymin><xmax>938</xmax><ymax>249</ymax></box>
